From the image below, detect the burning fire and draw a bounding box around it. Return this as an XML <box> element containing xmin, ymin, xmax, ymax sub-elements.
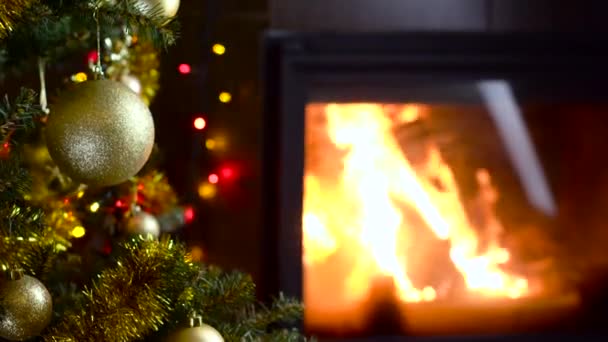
<box><xmin>303</xmin><ymin>103</ymin><xmax>530</xmax><ymax>307</ymax></box>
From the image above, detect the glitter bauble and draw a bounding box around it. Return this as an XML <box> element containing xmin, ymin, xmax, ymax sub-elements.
<box><xmin>46</xmin><ymin>80</ymin><xmax>155</xmax><ymax>187</ymax></box>
<box><xmin>137</xmin><ymin>0</ymin><xmax>180</xmax><ymax>18</ymax></box>
<box><xmin>166</xmin><ymin>323</ymin><xmax>223</xmax><ymax>342</ymax></box>
<box><xmin>124</xmin><ymin>211</ymin><xmax>160</xmax><ymax>238</ymax></box>
<box><xmin>0</xmin><ymin>270</ymin><xmax>52</xmax><ymax>341</ymax></box>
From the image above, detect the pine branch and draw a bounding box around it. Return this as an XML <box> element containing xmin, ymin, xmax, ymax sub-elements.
<box><xmin>0</xmin><ymin>199</ymin><xmax>70</xmax><ymax>279</ymax></box>
<box><xmin>0</xmin><ymin>0</ymin><xmax>178</xmax><ymax>75</ymax></box>
<box><xmin>259</xmin><ymin>328</ymin><xmax>313</xmax><ymax>342</ymax></box>
<box><xmin>0</xmin><ymin>87</ymin><xmax>45</xmax><ymax>145</ymax></box>
<box><xmin>0</xmin><ymin>155</ymin><xmax>29</xmax><ymax>201</ymax></box>
<box><xmin>0</xmin><ymin>4</ymin><xmax>90</xmax><ymax>74</ymax></box>
<box><xmin>97</xmin><ymin>0</ymin><xmax>179</xmax><ymax>49</ymax></box>
<box><xmin>245</xmin><ymin>294</ymin><xmax>303</xmax><ymax>331</ymax></box>
<box><xmin>44</xmin><ymin>237</ymin><xmax>198</xmax><ymax>342</ymax></box>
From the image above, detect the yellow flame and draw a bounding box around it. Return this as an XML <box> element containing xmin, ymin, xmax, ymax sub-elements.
<box><xmin>303</xmin><ymin>103</ymin><xmax>529</xmax><ymax>306</ymax></box>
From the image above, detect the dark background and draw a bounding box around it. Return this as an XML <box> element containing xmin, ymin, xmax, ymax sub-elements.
<box><xmin>153</xmin><ymin>0</ymin><xmax>268</xmax><ymax>288</ymax></box>
<box><xmin>153</xmin><ymin>0</ymin><xmax>608</xmax><ymax>295</ymax></box>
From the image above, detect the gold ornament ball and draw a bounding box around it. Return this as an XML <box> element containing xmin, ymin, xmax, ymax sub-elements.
<box><xmin>46</xmin><ymin>80</ymin><xmax>155</xmax><ymax>187</ymax></box>
<box><xmin>167</xmin><ymin>324</ymin><xmax>224</xmax><ymax>342</ymax></box>
<box><xmin>137</xmin><ymin>0</ymin><xmax>180</xmax><ymax>18</ymax></box>
<box><xmin>125</xmin><ymin>211</ymin><xmax>161</xmax><ymax>238</ymax></box>
<box><xmin>0</xmin><ymin>270</ymin><xmax>53</xmax><ymax>341</ymax></box>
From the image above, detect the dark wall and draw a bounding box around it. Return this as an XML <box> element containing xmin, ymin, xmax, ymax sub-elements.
<box><xmin>270</xmin><ymin>0</ymin><xmax>608</xmax><ymax>32</ymax></box>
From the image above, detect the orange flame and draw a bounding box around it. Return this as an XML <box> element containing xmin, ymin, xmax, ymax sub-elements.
<box><xmin>303</xmin><ymin>103</ymin><xmax>529</xmax><ymax>308</ymax></box>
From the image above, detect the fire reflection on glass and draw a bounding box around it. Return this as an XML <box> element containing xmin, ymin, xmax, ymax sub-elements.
<box><xmin>302</xmin><ymin>102</ymin><xmax>580</xmax><ymax>337</ymax></box>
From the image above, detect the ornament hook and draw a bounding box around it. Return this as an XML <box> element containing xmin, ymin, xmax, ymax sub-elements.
<box><xmin>92</xmin><ymin>9</ymin><xmax>105</xmax><ymax>80</ymax></box>
<box><xmin>38</xmin><ymin>57</ymin><xmax>49</xmax><ymax>114</ymax></box>
<box><xmin>189</xmin><ymin>314</ymin><xmax>204</xmax><ymax>328</ymax></box>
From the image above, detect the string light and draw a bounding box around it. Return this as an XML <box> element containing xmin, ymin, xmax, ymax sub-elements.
<box><xmin>193</xmin><ymin>117</ymin><xmax>207</xmax><ymax>130</ymax></box>
<box><xmin>189</xmin><ymin>246</ymin><xmax>205</xmax><ymax>261</ymax></box>
<box><xmin>87</xmin><ymin>50</ymin><xmax>98</xmax><ymax>64</ymax></box>
<box><xmin>184</xmin><ymin>206</ymin><xmax>195</xmax><ymax>223</ymax></box>
<box><xmin>71</xmin><ymin>72</ymin><xmax>88</xmax><ymax>83</ymax></box>
<box><xmin>220</xmin><ymin>167</ymin><xmax>234</xmax><ymax>179</ymax></box>
<box><xmin>208</xmin><ymin>174</ymin><xmax>219</xmax><ymax>184</ymax></box>
<box><xmin>89</xmin><ymin>202</ymin><xmax>100</xmax><ymax>213</ymax></box>
<box><xmin>212</xmin><ymin>43</ymin><xmax>226</xmax><ymax>55</ymax></box>
<box><xmin>71</xmin><ymin>226</ymin><xmax>86</xmax><ymax>238</ymax></box>
<box><xmin>178</xmin><ymin>63</ymin><xmax>192</xmax><ymax>74</ymax></box>
<box><xmin>218</xmin><ymin>92</ymin><xmax>232</xmax><ymax>103</ymax></box>
<box><xmin>205</xmin><ymin>139</ymin><xmax>217</xmax><ymax>150</ymax></box>
<box><xmin>198</xmin><ymin>182</ymin><xmax>217</xmax><ymax>199</ymax></box>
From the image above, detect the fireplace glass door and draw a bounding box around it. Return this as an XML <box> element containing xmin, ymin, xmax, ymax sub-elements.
<box><xmin>301</xmin><ymin>79</ymin><xmax>608</xmax><ymax>338</ymax></box>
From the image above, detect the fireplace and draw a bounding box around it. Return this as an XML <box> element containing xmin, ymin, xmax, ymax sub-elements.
<box><xmin>262</xmin><ymin>32</ymin><xmax>608</xmax><ymax>340</ymax></box>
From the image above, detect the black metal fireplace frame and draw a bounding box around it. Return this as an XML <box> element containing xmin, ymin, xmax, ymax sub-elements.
<box><xmin>261</xmin><ymin>31</ymin><xmax>608</xmax><ymax>341</ymax></box>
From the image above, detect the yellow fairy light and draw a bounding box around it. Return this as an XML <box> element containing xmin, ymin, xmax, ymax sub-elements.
<box><xmin>71</xmin><ymin>226</ymin><xmax>86</xmax><ymax>238</ymax></box>
<box><xmin>71</xmin><ymin>72</ymin><xmax>88</xmax><ymax>83</ymax></box>
<box><xmin>218</xmin><ymin>92</ymin><xmax>232</xmax><ymax>103</ymax></box>
<box><xmin>189</xmin><ymin>246</ymin><xmax>205</xmax><ymax>261</ymax></box>
<box><xmin>205</xmin><ymin>139</ymin><xmax>217</xmax><ymax>150</ymax></box>
<box><xmin>206</xmin><ymin>136</ymin><xmax>227</xmax><ymax>151</ymax></box>
<box><xmin>215</xmin><ymin>136</ymin><xmax>227</xmax><ymax>149</ymax></box>
<box><xmin>77</xmin><ymin>190</ymin><xmax>85</xmax><ymax>198</ymax></box>
<box><xmin>89</xmin><ymin>202</ymin><xmax>100</xmax><ymax>213</ymax></box>
<box><xmin>212</xmin><ymin>43</ymin><xmax>226</xmax><ymax>55</ymax></box>
<box><xmin>198</xmin><ymin>182</ymin><xmax>217</xmax><ymax>199</ymax></box>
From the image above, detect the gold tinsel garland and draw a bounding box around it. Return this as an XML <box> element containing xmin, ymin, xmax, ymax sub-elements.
<box><xmin>0</xmin><ymin>0</ymin><xmax>36</xmax><ymax>40</ymax></box>
<box><xmin>106</xmin><ymin>39</ymin><xmax>160</xmax><ymax>106</ymax></box>
<box><xmin>129</xmin><ymin>41</ymin><xmax>160</xmax><ymax>106</ymax></box>
<box><xmin>132</xmin><ymin>171</ymin><xmax>178</xmax><ymax>214</ymax></box>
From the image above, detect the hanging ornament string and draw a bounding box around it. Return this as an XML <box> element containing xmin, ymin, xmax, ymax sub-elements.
<box><xmin>38</xmin><ymin>57</ymin><xmax>49</xmax><ymax>114</ymax></box>
<box><xmin>92</xmin><ymin>8</ymin><xmax>105</xmax><ymax>80</ymax></box>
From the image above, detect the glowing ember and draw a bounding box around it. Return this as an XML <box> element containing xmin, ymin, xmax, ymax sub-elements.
<box><xmin>303</xmin><ymin>103</ymin><xmax>530</xmax><ymax>310</ymax></box>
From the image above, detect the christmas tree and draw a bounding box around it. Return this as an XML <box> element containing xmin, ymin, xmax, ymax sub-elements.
<box><xmin>0</xmin><ymin>0</ymin><xmax>304</xmax><ymax>341</ymax></box>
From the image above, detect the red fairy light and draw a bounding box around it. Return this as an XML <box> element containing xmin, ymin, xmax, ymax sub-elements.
<box><xmin>178</xmin><ymin>63</ymin><xmax>191</xmax><ymax>74</ymax></box>
<box><xmin>115</xmin><ymin>199</ymin><xmax>124</xmax><ymax>208</ymax></box>
<box><xmin>63</xmin><ymin>198</ymin><xmax>70</xmax><ymax>205</ymax></box>
<box><xmin>220</xmin><ymin>167</ymin><xmax>234</xmax><ymax>179</ymax></box>
<box><xmin>0</xmin><ymin>142</ymin><xmax>10</xmax><ymax>159</ymax></box>
<box><xmin>102</xmin><ymin>240</ymin><xmax>112</xmax><ymax>255</ymax></box>
<box><xmin>208</xmin><ymin>174</ymin><xmax>219</xmax><ymax>184</ymax></box>
<box><xmin>87</xmin><ymin>50</ymin><xmax>98</xmax><ymax>64</ymax></box>
<box><xmin>184</xmin><ymin>206</ymin><xmax>195</xmax><ymax>224</ymax></box>
<box><xmin>137</xmin><ymin>183</ymin><xmax>145</xmax><ymax>191</ymax></box>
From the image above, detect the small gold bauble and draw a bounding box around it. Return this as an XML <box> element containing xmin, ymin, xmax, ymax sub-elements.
<box><xmin>137</xmin><ymin>0</ymin><xmax>180</xmax><ymax>18</ymax></box>
<box><xmin>124</xmin><ymin>211</ymin><xmax>160</xmax><ymax>238</ymax></box>
<box><xmin>46</xmin><ymin>80</ymin><xmax>155</xmax><ymax>187</ymax></box>
<box><xmin>120</xmin><ymin>74</ymin><xmax>142</xmax><ymax>95</ymax></box>
<box><xmin>0</xmin><ymin>270</ymin><xmax>53</xmax><ymax>341</ymax></box>
<box><xmin>167</xmin><ymin>321</ymin><xmax>224</xmax><ymax>342</ymax></box>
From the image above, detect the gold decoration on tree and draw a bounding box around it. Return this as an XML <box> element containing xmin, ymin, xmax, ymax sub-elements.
<box><xmin>106</xmin><ymin>39</ymin><xmax>160</xmax><ymax>106</ymax></box>
<box><xmin>45</xmin><ymin>79</ymin><xmax>155</xmax><ymax>187</ymax></box>
<box><xmin>133</xmin><ymin>171</ymin><xmax>178</xmax><ymax>214</ymax></box>
<box><xmin>123</xmin><ymin>208</ymin><xmax>160</xmax><ymax>238</ymax></box>
<box><xmin>0</xmin><ymin>269</ymin><xmax>52</xmax><ymax>341</ymax></box>
<box><xmin>21</xmin><ymin>141</ymin><xmax>77</xmax><ymax>202</ymax></box>
<box><xmin>166</xmin><ymin>315</ymin><xmax>224</xmax><ymax>342</ymax></box>
<box><xmin>42</xmin><ymin>197</ymin><xmax>84</xmax><ymax>240</ymax></box>
<box><xmin>0</xmin><ymin>0</ymin><xmax>36</xmax><ymax>40</ymax></box>
<box><xmin>137</xmin><ymin>0</ymin><xmax>180</xmax><ymax>18</ymax></box>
